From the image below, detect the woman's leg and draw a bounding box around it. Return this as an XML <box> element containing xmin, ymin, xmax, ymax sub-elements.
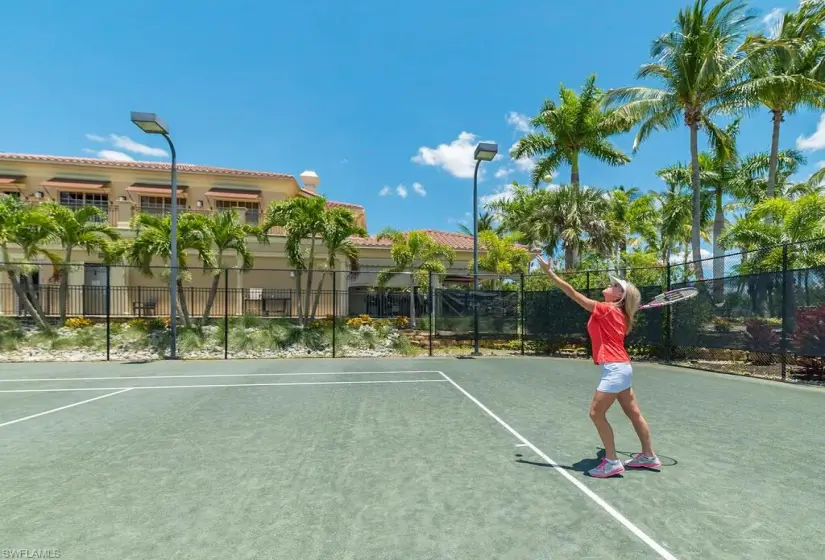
<box><xmin>617</xmin><ymin>388</ymin><xmax>662</xmax><ymax>468</ymax></box>
<box><xmin>589</xmin><ymin>390</ymin><xmax>619</xmax><ymax>460</ymax></box>
<box><xmin>617</xmin><ymin>388</ymin><xmax>654</xmax><ymax>456</ymax></box>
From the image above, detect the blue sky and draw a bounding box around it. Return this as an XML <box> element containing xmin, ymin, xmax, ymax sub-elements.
<box><xmin>2</xmin><ymin>0</ymin><xmax>823</xmax><ymax>242</ymax></box>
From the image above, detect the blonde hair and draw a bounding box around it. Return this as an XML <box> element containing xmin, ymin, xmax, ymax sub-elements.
<box><xmin>620</xmin><ymin>281</ymin><xmax>641</xmax><ymax>334</ymax></box>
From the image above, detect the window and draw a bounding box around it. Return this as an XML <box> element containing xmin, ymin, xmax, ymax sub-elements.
<box><xmin>0</xmin><ymin>191</ymin><xmax>20</xmax><ymax>199</ymax></box>
<box><xmin>215</xmin><ymin>200</ymin><xmax>260</xmax><ymax>224</ymax></box>
<box><xmin>139</xmin><ymin>196</ymin><xmax>186</xmax><ymax>217</ymax></box>
<box><xmin>59</xmin><ymin>191</ymin><xmax>108</xmax><ymax>221</ymax></box>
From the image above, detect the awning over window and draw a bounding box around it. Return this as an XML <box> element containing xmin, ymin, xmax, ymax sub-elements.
<box><xmin>0</xmin><ymin>174</ymin><xmax>25</xmax><ymax>185</ymax></box>
<box><xmin>205</xmin><ymin>187</ymin><xmax>261</xmax><ymax>201</ymax></box>
<box><xmin>126</xmin><ymin>183</ymin><xmax>187</xmax><ymax>197</ymax></box>
<box><xmin>42</xmin><ymin>178</ymin><xmax>110</xmax><ymax>191</ymax></box>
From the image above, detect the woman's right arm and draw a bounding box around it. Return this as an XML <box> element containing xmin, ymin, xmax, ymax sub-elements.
<box><xmin>535</xmin><ymin>254</ymin><xmax>598</xmax><ymax>313</ymax></box>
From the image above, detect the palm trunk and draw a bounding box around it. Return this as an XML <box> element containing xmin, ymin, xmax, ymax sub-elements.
<box><xmin>309</xmin><ymin>271</ymin><xmax>327</xmax><ymax>322</ymax></box>
<box><xmin>176</xmin><ymin>278</ymin><xmax>192</xmax><ymax>328</ymax></box>
<box><xmin>563</xmin><ymin>244</ymin><xmax>577</xmax><ymax>271</ymax></box>
<box><xmin>58</xmin><ymin>248</ymin><xmax>72</xmax><ymax>323</ymax></box>
<box><xmin>303</xmin><ymin>238</ymin><xmax>317</xmax><ymax>326</ymax></box>
<box><xmin>6</xmin><ymin>271</ymin><xmax>50</xmax><ymax>330</ymax></box>
<box><xmin>712</xmin><ymin>187</ymin><xmax>724</xmax><ymax>304</ymax></box>
<box><xmin>20</xmin><ymin>274</ymin><xmax>47</xmax><ymax>321</ymax></box>
<box><xmin>570</xmin><ymin>152</ymin><xmax>580</xmax><ymax>187</ymax></box>
<box><xmin>201</xmin><ymin>273</ymin><xmax>221</xmax><ymax>325</ymax></box>
<box><xmin>689</xmin><ymin>121</ymin><xmax>704</xmax><ymax>281</ymax></box>
<box><xmin>767</xmin><ymin>110</ymin><xmax>782</xmax><ymax>202</ymax></box>
<box><xmin>295</xmin><ymin>270</ymin><xmax>303</xmax><ymax>324</ymax></box>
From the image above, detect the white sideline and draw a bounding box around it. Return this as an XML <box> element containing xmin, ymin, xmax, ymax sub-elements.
<box><xmin>437</xmin><ymin>371</ymin><xmax>678</xmax><ymax>560</ymax></box>
<box><xmin>0</xmin><ymin>370</ymin><xmax>441</xmax><ymax>383</ymax></box>
<box><xmin>0</xmin><ymin>388</ymin><xmax>133</xmax><ymax>428</ymax></box>
<box><xmin>0</xmin><ymin>379</ymin><xmax>446</xmax><ymax>394</ymax></box>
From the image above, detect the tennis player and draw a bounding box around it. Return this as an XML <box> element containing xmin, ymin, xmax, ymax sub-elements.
<box><xmin>534</xmin><ymin>254</ymin><xmax>661</xmax><ymax>478</ymax></box>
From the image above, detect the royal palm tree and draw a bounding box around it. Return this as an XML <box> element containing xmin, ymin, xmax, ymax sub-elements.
<box><xmin>737</xmin><ymin>1</ymin><xmax>825</xmax><ymax>199</ymax></box>
<box><xmin>457</xmin><ymin>212</ymin><xmax>502</xmax><ymax>236</ymax></box>
<box><xmin>126</xmin><ymin>212</ymin><xmax>215</xmax><ymax>329</ymax></box>
<box><xmin>0</xmin><ymin>196</ymin><xmax>57</xmax><ymax>329</ymax></box>
<box><xmin>605</xmin><ymin>0</ymin><xmax>755</xmax><ymax>279</ymax></box>
<box><xmin>41</xmin><ymin>203</ymin><xmax>120</xmax><ymax>323</ymax></box>
<box><xmin>375</xmin><ymin>229</ymin><xmax>455</xmax><ymax>328</ymax></box>
<box><xmin>510</xmin><ymin>74</ymin><xmax>633</xmax><ymax>187</ymax></box>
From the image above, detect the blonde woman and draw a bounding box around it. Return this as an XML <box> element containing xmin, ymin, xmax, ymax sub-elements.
<box><xmin>535</xmin><ymin>254</ymin><xmax>660</xmax><ymax>478</ymax></box>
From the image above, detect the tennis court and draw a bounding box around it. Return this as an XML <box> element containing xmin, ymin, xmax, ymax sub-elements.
<box><xmin>1</xmin><ymin>357</ymin><xmax>822</xmax><ymax>559</ymax></box>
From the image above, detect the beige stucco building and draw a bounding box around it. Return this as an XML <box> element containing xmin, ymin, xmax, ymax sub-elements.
<box><xmin>0</xmin><ymin>153</ymin><xmax>482</xmax><ymax>319</ymax></box>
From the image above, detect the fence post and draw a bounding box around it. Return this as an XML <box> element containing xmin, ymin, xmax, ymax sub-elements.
<box><xmin>224</xmin><ymin>268</ymin><xmax>229</xmax><ymax>360</ymax></box>
<box><xmin>428</xmin><ymin>270</ymin><xmax>433</xmax><ymax>357</ymax></box>
<box><xmin>665</xmin><ymin>263</ymin><xmax>672</xmax><ymax>363</ymax></box>
<box><xmin>780</xmin><ymin>243</ymin><xmax>789</xmax><ymax>380</ymax></box>
<box><xmin>332</xmin><ymin>269</ymin><xmax>337</xmax><ymax>358</ymax></box>
<box><xmin>520</xmin><ymin>272</ymin><xmax>525</xmax><ymax>356</ymax></box>
<box><xmin>105</xmin><ymin>265</ymin><xmax>111</xmax><ymax>362</ymax></box>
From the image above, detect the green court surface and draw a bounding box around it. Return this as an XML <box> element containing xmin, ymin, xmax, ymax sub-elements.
<box><xmin>0</xmin><ymin>358</ymin><xmax>822</xmax><ymax>559</ymax></box>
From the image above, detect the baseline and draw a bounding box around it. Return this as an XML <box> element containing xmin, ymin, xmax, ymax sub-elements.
<box><xmin>437</xmin><ymin>370</ymin><xmax>678</xmax><ymax>560</ymax></box>
<box><xmin>0</xmin><ymin>388</ymin><xmax>133</xmax><ymax>429</ymax></box>
<box><xmin>0</xmin><ymin>370</ymin><xmax>442</xmax><ymax>383</ymax></box>
<box><xmin>0</xmin><ymin>379</ymin><xmax>446</xmax><ymax>394</ymax></box>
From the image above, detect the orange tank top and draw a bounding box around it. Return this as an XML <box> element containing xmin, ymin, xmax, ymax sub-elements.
<box><xmin>586</xmin><ymin>302</ymin><xmax>630</xmax><ymax>364</ymax></box>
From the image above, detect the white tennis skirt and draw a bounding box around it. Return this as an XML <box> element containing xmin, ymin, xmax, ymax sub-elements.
<box><xmin>597</xmin><ymin>362</ymin><xmax>633</xmax><ymax>393</ymax></box>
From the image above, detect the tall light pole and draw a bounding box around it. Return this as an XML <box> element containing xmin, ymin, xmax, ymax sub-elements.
<box><xmin>472</xmin><ymin>142</ymin><xmax>498</xmax><ymax>356</ymax></box>
<box><xmin>130</xmin><ymin>111</ymin><xmax>179</xmax><ymax>359</ymax></box>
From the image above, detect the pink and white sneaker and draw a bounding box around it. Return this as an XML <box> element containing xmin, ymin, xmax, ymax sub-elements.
<box><xmin>624</xmin><ymin>453</ymin><xmax>662</xmax><ymax>469</ymax></box>
<box><xmin>588</xmin><ymin>458</ymin><xmax>625</xmax><ymax>478</ymax></box>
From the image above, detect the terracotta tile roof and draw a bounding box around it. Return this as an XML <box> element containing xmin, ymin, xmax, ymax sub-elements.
<box><xmin>326</xmin><ymin>200</ymin><xmax>364</xmax><ymax>210</ymax></box>
<box><xmin>0</xmin><ymin>152</ymin><xmax>296</xmax><ymax>181</ymax></box>
<box><xmin>351</xmin><ymin>229</ymin><xmax>476</xmax><ymax>250</ymax></box>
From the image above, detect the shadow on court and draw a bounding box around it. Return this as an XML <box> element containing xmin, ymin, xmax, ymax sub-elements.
<box><xmin>515</xmin><ymin>448</ymin><xmax>676</xmax><ymax>476</ymax></box>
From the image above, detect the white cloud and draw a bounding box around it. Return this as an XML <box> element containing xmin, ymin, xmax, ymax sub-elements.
<box><xmin>763</xmin><ymin>8</ymin><xmax>784</xmax><ymax>37</ymax></box>
<box><xmin>509</xmin><ymin>141</ymin><xmax>537</xmax><ymax>174</ymax></box>
<box><xmin>797</xmin><ymin>114</ymin><xmax>825</xmax><ymax>151</ymax></box>
<box><xmin>506</xmin><ymin>112</ymin><xmax>532</xmax><ymax>133</ymax></box>
<box><xmin>109</xmin><ymin>134</ymin><xmax>168</xmax><ymax>157</ymax></box>
<box><xmin>412</xmin><ymin>182</ymin><xmax>426</xmax><ymax>196</ymax></box>
<box><xmin>396</xmin><ymin>184</ymin><xmax>408</xmax><ymax>198</ymax></box>
<box><xmin>379</xmin><ymin>186</ymin><xmax>391</xmax><ymax>196</ymax></box>
<box><xmin>495</xmin><ymin>167</ymin><xmax>513</xmax><ymax>179</ymax></box>
<box><xmin>85</xmin><ymin>134</ymin><xmax>105</xmax><ymax>142</ymax></box>
<box><xmin>669</xmin><ymin>248</ymin><xmax>713</xmax><ymax>264</ymax></box>
<box><xmin>411</xmin><ymin>131</ymin><xmax>497</xmax><ymax>179</ymax></box>
<box><xmin>96</xmin><ymin>150</ymin><xmax>135</xmax><ymax>162</ymax></box>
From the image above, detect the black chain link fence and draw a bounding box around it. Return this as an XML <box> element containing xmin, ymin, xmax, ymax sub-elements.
<box><xmin>2</xmin><ymin>242</ymin><xmax>825</xmax><ymax>384</ymax></box>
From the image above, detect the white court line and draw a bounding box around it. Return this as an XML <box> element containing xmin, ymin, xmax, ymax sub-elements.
<box><xmin>0</xmin><ymin>388</ymin><xmax>133</xmax><ymax>429</ymax></box>
<box><xmin>437</xmin><ymin>371</ymin><xmax>677</xmax><ymax>560</ymax></box>
<box><xmin>0</xmin><ymin>370</ymin><xmax>441</xmax><ymax>383</ymax></box>
<box><xmin>0</xmin><ymin>379</ymin><xmax>446</xmax><ymax>394</ymax></box>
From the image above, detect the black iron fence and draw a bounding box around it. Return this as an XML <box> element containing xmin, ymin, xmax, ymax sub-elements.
<box><xmin>2</xmin><ymin>244</ymin><xmax>825</xmax><ymax>384</ymax></box>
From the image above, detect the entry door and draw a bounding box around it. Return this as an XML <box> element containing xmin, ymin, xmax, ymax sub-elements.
<box><xmin>83</xmin><ymin>264</ymin><xmax>107</xmax><ymax>316</ymax></box>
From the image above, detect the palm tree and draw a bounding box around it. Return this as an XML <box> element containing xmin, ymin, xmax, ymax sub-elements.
<box><xmin>41</xmin><ymin>203</ymin><xmax>120</xmax><ymax>323</ymax></box>
<box><xmin>605</xmin><ymin>0</ymin><xmax>755</xmax><ymax>279</ymax></box>
<box><xmin>263</xmin><ymin>196</ymin><xmax>328</xmax><ymax>326</ymax></box>
<box><xmin>308</xmin><ymin>207</ymin><xmax>366</xmax><ymax>321</ymax></box>
<box><xmin>737</xmin><ymin>1</ymin><xmax>825</xmax><ymax>199</ymax></box>
<box><xmin>375</xmin><ymin>229</ymin><xmax>455</xmax><ymax>328</ymax></box>
<box><xmin>457</xmin><ymin>212</ymin><xmax>501</xmax><ymax>236</ymax></box>
<box><xmin>199</xmin><ymin>209</ymin><xmax>265</xmax><ymax>325</ymax></box>
<box><xmin>510</xmin><ymin>74</ymin><xmax>633</xmax><ymax>187</ymax></box>
<box><xmin>0</xmin><ymin>196</ymin><xmax>57</xmax><ymax>329</ymax></box>
<box><xmin>469</xmin><ymin>230</ymin><xmax>531</xmax><ymax>288</ymax></box>
<box><xmin>126</xmin><ymin>212</ymin><xmax>215</xmax><ymax>328</ymax></box>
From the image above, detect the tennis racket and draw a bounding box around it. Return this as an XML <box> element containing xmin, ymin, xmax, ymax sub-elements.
<box><xmin>638</xmin><ymin>287</ymin><xmax>698</xmax><ymax>310</ymax></box>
